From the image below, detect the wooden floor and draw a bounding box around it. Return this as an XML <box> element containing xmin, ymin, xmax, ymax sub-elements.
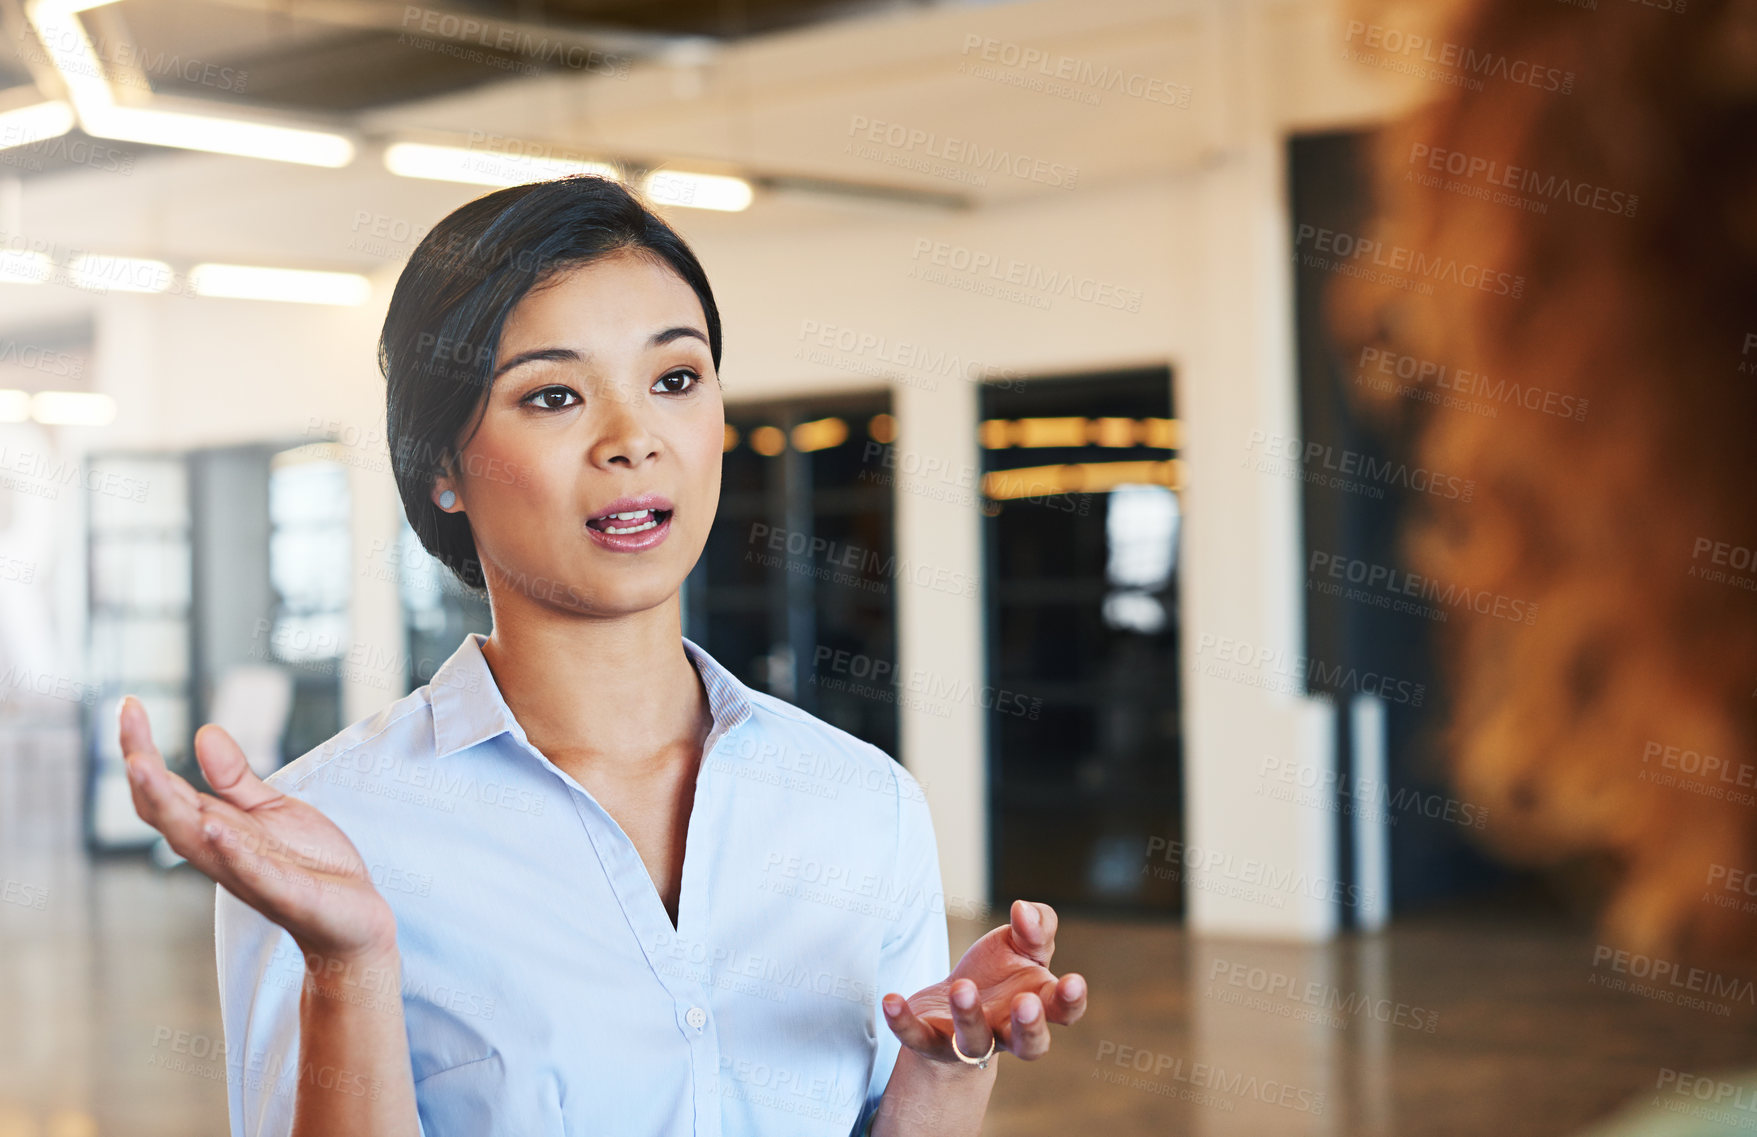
<box><xmin>6</xmin><ymin>722</ymin><xmax>1757</xmax><ymax>1136</ymax></box>
<box><xmin>965</xmin><ymin>908</ymin><xmax>1757</xmax><ymax>1137</ymax></box>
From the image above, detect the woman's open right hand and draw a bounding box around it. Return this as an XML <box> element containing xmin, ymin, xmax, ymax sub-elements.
<box><xmin>119</xmin><ymin>694</ymin><xmax>397</xmax><ymax>964</ymax></box>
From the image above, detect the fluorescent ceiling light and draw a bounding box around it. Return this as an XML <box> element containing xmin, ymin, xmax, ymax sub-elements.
<box><xmin>188</xmin><ymin>264</ymin><xmax>370</xmax><ymax>306</ymax></box>
<box><xmin>384</xmin><ymin>142</ymin><xmax>616</xmax><ymax>187</ymax></box>
<box><xmin>25</xmin><ymin>0</ymin><xmax>354</xmax><ymax>168</ymax></box>
<box><xmin>83</xmin><ymin>106</ymin><xmax>354</xmax><ymax>167</ymax></box>
<box><xmin>71</xmin><ymin>254</ymin><xmax>172</xmax><ymax>293</ymax></box>
<box><xmin>26</xmin><ymin>0</ymin><xmax>111</xmax><ymax>110</ymax></box>
<box><xmin>0</xmin><ymin>390</ymin><xmax>31</xmax><ymax>422</ymax></box>
<box><xmin>643</xmin><ymin>171</ymin><xmax>753</xmax><ymax>212</ymax></box>
<box><xmin>32</xmin><ymin>390</ymin><xmax>115</xmax><ymax>425</ymax></box>
<box><xmin>0</xmin><ymin>252</ymin><xmax>54</xmax><ymax>285</ymax></box>
<box><xmin>0</xmin><ymin>101</ymin><xmax>76</xmax><ymax>151</ymax></box>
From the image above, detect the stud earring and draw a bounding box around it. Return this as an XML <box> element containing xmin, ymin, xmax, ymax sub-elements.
<box><xmin>438</xmin><ymin>490</ymin><xmax>456</xmax><ymax>510</ymax></box>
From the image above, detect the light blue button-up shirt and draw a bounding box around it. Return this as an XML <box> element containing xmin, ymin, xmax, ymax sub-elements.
<box><xmin>213</xmin><ymin>632</ymin><xmax>950</xmax><ymax>1137</ymax></box>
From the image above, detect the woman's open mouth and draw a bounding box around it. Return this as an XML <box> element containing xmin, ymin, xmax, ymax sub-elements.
<box><xmin>588</xmin><ymin>509</ymin><xmax>666</xmax><ymax>535</ymax></box>
<box><xmin>585</xmin><ymin>507</ymin><xmax>674</xmax><ymax>551</ymax></box>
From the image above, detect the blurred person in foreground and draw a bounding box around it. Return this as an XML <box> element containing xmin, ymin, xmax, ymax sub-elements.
<box><xmin>1337</xmin><ymin>0</ymin><xmax>1757</xmax><ymax>1131</ymax></box>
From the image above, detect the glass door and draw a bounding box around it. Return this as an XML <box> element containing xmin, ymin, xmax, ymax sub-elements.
<box><xmin>86</xmin><ymin>454</ymin><xmax>192</xmax><ymax>851</ymax></box>
<box><xmin>979</xmin><ymin>367</ymin><xmax>1182</xmax><ymax>914</ymax></box>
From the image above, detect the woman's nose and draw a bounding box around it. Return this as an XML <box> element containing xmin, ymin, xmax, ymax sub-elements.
<box><xmin>588</xmin><ymin>393</ymin><xmax>660</xmax><ymax>467</ymax></box>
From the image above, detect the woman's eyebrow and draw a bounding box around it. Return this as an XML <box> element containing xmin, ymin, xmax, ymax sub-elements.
<box><xmin>650</xmin><ymin>326</ymin><xmax>710</xmax><ymax>350</ymax></box>
<box><xmin>493</xmin><ymin>347</ymin><xmax>579</xmax><ymax>380</ymax></box>
<box><xmin>492</xmin><ymin>327</ymin><xmax>708</xmax><ymax>381</ymax></box>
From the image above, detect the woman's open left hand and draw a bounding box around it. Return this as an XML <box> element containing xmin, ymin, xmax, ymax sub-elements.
<box><xmin>881</xmin><ymin>899</ymin><xmax>1087</xmax><ymax>1068</ymax></box>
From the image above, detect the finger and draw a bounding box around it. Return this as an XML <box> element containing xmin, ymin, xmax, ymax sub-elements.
<box><xmin>194</xmin><ymin>723</ymin><xmax>284</xmax><ymax>812</ymax></box>
<box><xmin>881</xmin><ymin>993</ymin><xmax>945</xmax><ymax>1057</ymax></box>
<box><xmin>1042</xmin><ymin>972</ymin><xmax>1088</xmax><ymax>1025</ymax></box>
<box><xmin>1007</xmin><ymin>991</ymin><xmax>1051</xmax><ymax>1060</ymax></box>
<box><xmin>119</xmin><ymin>697</ymin><xmax>199</xmax><ymax>813</ymax></box>
<box><xmin>130</xmin><ymin>754</ymin><xmax>202</xmax><ymax>819</ymax></box>
<box><xmin>118</xmin><ymin>695</ymin><xmax>162</xmax><ymax>770</ymax></box>
<box><xmin>130</xmin><ymin>743</ymin><xmax>216</xmax><ymax>857</ymax></box>
<box><xmin>194</xmin><ymin>798</ymin><xmax>334</xmax><ymax>912</ymax></box>
<box><xmin>1009</xmin><ymin>899</ymin><xmax>1057</xmax><ymax>966</ymax></box>
<box><xmin>949</xmin><ymin>978</ymin><xmax>994</xmax><ymax>1063</ymax></box>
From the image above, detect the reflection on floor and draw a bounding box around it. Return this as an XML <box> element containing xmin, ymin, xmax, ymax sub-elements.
<box><xmin>972</xmin><ymin>907</ymin><xmax>1757</xmax><ymax>1137</ymax></box>
<box><xmin>6</xmin><ymin>721</ymin><xmax>1757</xmax><ymax>1136</ymax></box>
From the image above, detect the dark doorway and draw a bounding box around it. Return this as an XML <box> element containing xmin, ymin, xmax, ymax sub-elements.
<box><xmin>689</xmin><ymin>391</ymin><xmax>900</xmax><ymax>760</ymax></box>
<box><xmin>1289</xmin><ymin>129</ymin><xmax>1540</xmax><ymax>916</ymax></box>
<box><xmin>979</xmin><ymin>367</ymin><xmax>1181</xmax><ymax>916</ymax></box>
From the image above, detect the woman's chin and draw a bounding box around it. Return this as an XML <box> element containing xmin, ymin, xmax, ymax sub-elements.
<box><xmin>557</xmin><ymin>575</ymin><xmax>686</xmax><ymax>618</ymax></box>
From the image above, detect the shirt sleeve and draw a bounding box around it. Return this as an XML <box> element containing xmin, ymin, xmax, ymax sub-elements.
<box><xmin>214</xmin><ymin>884</ymin><xmax>432</xmax><ymax>1137</ymax></box>
<box><xmin>214</xmin><ymin>883</ymin><xmax>305</xmax><ymax>1137</ymax></box>
<box><xmin>853</xmin><ymin>759</ymin><xmax>953</xmax><ymax>1136</ymax></box>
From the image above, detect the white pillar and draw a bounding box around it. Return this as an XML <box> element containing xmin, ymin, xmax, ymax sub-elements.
<box><xmin>893</xmin><ymin>376</ymin><xmax>989</xmax><ymax>916</ymax></box>
<box><xmin>1179</xmin><ymin>0</ymin><xmax>1338</xmax><ymax>940</ymax></box>
<box><xmin>1352</xmin><ymin>693</ymin><xmax>1390</xmax><ymax>932</ymax></box>
<box><xmin>343</xmin><ymin>437</ymin><xmax>406</xmax><ymax>724</ymax></box>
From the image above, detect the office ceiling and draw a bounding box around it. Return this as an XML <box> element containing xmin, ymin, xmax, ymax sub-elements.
<box><xmin>0</xmin><ymin>0</ymin><xmax>940</xmax><ymax>176</ymax></box>
<box><xmin>2</xmin><ymin>0</ymin><xmax>938</xmax><ymax>110</ymax></box>
<box><xmin>0</xmin><ymin>0</ymin><xmax>1229</xmax><ymax>228</ymax></box>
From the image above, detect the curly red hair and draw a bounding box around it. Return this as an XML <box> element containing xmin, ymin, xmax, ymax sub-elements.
<box><xmin>1334</xmin><ymin>0</ymin><xmax>1757</xmax><ymax>959</ymax></box>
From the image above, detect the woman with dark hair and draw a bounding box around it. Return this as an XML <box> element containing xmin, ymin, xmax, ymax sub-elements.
<box><xmin>117</xmin><ymin>174</ymin><xmax>1087</xmax><ymax>1137</ymax></box>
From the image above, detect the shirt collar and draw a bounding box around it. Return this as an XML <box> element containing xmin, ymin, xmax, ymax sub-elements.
<box><xmin>428</xmin><ymin>631</ymin><xmax>754</xmax><ymax>760</ymax></box>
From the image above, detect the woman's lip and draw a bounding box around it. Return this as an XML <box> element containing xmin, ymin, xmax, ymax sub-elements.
<box><xmin>584</xmin><ymin>509</ymin><xmax>672</xmax><ymax>552</ymax></box>
<box><xmin>588</xmin><ymin>494</ymin><xmax>675</xmax><ymax>520</ymax></box>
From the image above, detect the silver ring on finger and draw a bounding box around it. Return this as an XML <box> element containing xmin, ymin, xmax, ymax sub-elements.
<box><xmin>951</xmin><ymin>1031</ymin><xmax>997</xmax><ymax>1070</ymax></box>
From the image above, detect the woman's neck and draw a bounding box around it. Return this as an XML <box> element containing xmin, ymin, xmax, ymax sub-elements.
<box><xmin>476</xmin><ymin>592</ymin><xmax>713</xmax><ymax>781</ymax></box>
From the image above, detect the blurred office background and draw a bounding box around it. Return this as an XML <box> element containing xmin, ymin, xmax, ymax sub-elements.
<box><xmin>0</xmin><ymin>0</ymin><xmax>1747</xmax><ymax>1134</ymax></box>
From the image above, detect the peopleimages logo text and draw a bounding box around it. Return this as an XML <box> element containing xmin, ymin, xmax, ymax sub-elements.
<box><xmin>1245</xmin><ymin>430</ymin><xmax>1476</xmax><ymax>501</ymax></box>
<box><xmin>1195</xmin><ymin>633</ymin><xmax>1427</xmax><ymax>707</ymax></box>
<box><xmin>1343</xmin><ymin>21</ymin><xmax>1576</xmax><ymax>93</ymax></box>
<box><xmin>1295</xmin><ymin>224</ymin><xmax>1526</xmax><ymax>297</ymax></box>
<box><xmin>1143</xmin><ymin>836</ymin><xmax>1375</xmax><ymax>910</ymax></box>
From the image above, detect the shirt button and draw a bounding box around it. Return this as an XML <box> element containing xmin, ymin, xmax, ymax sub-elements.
<box><xmin>686</xmin><ymin>1006</ymin><xmax>707</xmax><ymax>1030</ymax></box>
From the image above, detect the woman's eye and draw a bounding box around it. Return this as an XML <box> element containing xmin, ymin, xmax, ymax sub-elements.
<box><xmin>525</xmin><ymin>386</ymin><xmax>580</xmax><ymax>410</ymax></box>
<box><xmin>655</xmin><ymin>369</ymin><xmax>699</xmax><ymax>395</ymax></box>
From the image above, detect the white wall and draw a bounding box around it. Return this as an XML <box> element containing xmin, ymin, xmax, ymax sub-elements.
<box><xmin>0</xmin><ymin>0</ymin><xmax>1430</xmax><ymax>937</ymax></box>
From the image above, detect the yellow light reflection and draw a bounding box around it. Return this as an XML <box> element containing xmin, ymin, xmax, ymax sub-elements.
<box><xmin>982</xmin><ymin>459</ymin><xmax>1181</xmax><ymax>500</ymax></box>
<box><xmin>979</xmin><ymin>416</ymin><xmax>1179</xmax><ymax>449</ymax></box>
<box><xmin>748</xmin><ymin>425</ymin><xmax>786</xmax><ymax>456</ymax></box>
<box><xmin>790</xmin><ymin>417</ymin><xmax>847</xmax><ymax>452</ymax></box>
